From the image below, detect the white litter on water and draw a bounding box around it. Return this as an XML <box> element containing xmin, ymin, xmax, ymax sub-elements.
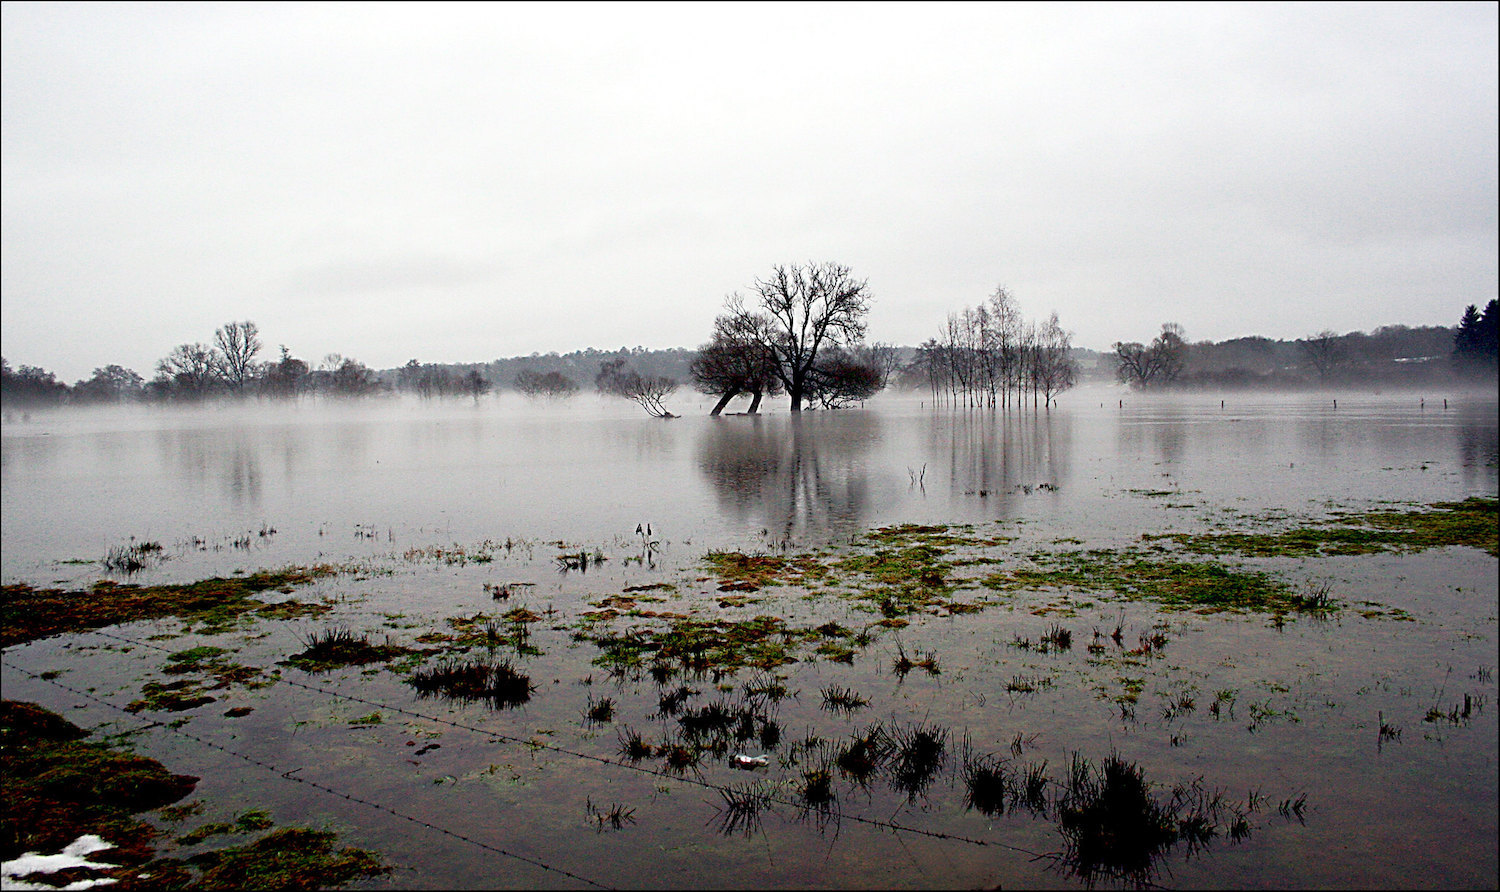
<box><xmin>732</xmin><ymin>753</ymin><xmax>770</xmax><ymax>769</ymax></box>
<box><xmin>1</xmin><ymin>834</ymin><xmax>119</xmax><ymax>891</ymax></box>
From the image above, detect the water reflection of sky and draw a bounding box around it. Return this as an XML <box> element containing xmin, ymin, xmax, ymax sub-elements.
<box><xmin>2</xmin><ymin>388</ymin><xmax>1495</xmax><ymax>583</ymax></box>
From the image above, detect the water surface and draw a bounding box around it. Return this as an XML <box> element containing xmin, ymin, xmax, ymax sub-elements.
<box><xmin>2</xmin><ymin>386</ymin><xmax>1495</xmax><ymax>889</ymax></box>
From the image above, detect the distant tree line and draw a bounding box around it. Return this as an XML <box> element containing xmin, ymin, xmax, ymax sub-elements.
<box><xmin>1110</xmin><ymin>302</ymin><xmax>1498</xmax><ymax>390</ymax></box>
<box><xmin>5</xmin><ymin>298</ymin><xmax>1492</xmax><ymax>412</ymax></box>
<box><xmin>2</xmin><ymin>320</ymin><xmax>386</xmax><ymax>408</ymax></box>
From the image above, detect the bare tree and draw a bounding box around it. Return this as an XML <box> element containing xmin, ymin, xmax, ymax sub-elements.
<box><xmin>259</xmin><ymin>345</ymin><xmax>308</xmax><ymax>398</ymax></box>
<box><xmin>516</xmin><ymin>369</ymin><xmax>579</xmax><ymax>399</ymax></box>
<box><xmin>1113</xmin><ymin>341</ymin><xmax>1152</xmax><ymax>387</ymax></box>
<box><xmin>690</xmin><ymin>313</ymin><xmax>782</xmax><ymax>415</ymax></box>
<box><xmin>72</xmin><ymin>365</ymin><xmax>144</xmax><ymax>404</ymax></box>
<box><xmin>988</xmin><ymin>285</ymin><xmax>1025</xmax><ymax>406</ymax></box>
<box><xmin>806</xmin><ymin>347</ymin><xmax>884</xmax><ymax>408</ymax></box>
<box><xmin>596</xmin><ymin>359</ymin><xmax>677</xmax><ymax>417</ymax></box>
<box><xmin>461</xmin><ymin>370</ymin><xmax>490</xmax><ymax>402</ymax></box>
<box><xmin>623</xmin><ymin>374</ymin><xmax>679</xmax><ymax>418</ymax></box>
<box><xmin>399</xmin><ymin>359</ymin><xmax>460</xmax><ymax>398</ymax></box>
<box><xmin>156</xmin><ymin>343</ymin><xmax>218</xmax><ymax>397</ymax></box>
<box><xmin>1034</xmin><ymin>312</ymin><xmax>1077</xmax><ymax>407</ymax></box>
<box><xmin>727</xmin><ymin>261</ymin><xmax>872</xmax><ymax>412</ymax></box>
<box><xmin>1154</xmin><ymin>323</ymin><xmax>1188</xmax><ymax>383</ymax></box>
<box><xmin>861</xmin><ymin>342</ymin><xmax>901</xmax><ymax>388</ymax></box>
<box><xmin>330</xmin><ymin>357</ymin><xmax>378</xmax><ymax>396</ymax></box>
<box><xmin>213</xmin><ymin>320</ymin><xmax>262</xmax><ymax>391</ymax></box>
<box><xmin>1114</xmin><ymin>323</ymin><xmax>1188</xmax><ymax>388</ymax></box>
<box><xmin>1297</xmin><ymin>329</ymin><xmax>1342</xmax><ymax>381</ymax></box>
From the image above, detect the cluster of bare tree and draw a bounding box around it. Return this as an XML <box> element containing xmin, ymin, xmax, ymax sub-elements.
<box><xmin>514</xmin><ymin>369</ymin><xmax>580</xmax><ymax>399</ymax></box>
<box><xmin>396</xmin><ymin>359</ymin><xmax>490</xmax><ymax>401</ymax></box>
<box><xmin>690</xmin><ymin>261</ymin><xmax>888</xmax><ymax>414</ymax></box>
<box><xmin>907</xmin><ymin>286</ymin><xmax>1077</xmax><ymax>408</ymax></box>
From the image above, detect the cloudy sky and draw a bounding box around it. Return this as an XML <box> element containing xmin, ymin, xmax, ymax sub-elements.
<box><xmin>3</xmin><ymin>2</ymin><xmax>1495</xmax><ymax>383</ymax></box>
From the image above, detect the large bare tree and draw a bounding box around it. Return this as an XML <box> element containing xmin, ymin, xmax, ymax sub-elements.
<box><xmin>1114</xmin><ymin>323</ymin><xmax>1188</xmax><ymax>388</ymax></box>
<box><xmin>728</xmin><ymin>261</ymin><xmax>872</xmax><ymax>412</ymax></box>
<box><xmin>690</xmin><ymin>313</ymin><xmax>782</xmax><ymax>415</ymax></box>
<box><xmin>214</xmin><ymin>320</ymin><xmax>262</xmax><ymax>391</ymax></box>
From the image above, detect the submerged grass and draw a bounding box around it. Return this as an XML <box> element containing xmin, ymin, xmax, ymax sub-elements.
<box><xmin>1156</xmin><ymin>497</ymin><xmax>1498</xmax><ymax>558</ymax></box>
<box><xmin>126</xmin><ymin>646</ymin><xmax>275</xmax><ymax>714</ymax></box>
<box><xmin>282</xmin><ymin>627</ymin><xmax>414</xmax><ymax>673</ymax></box>
<box><xmin>1</xmin><ymin>700</ymin><xmax>386</xmax><ymax>890</ymax></box>
<box><xmin>0</xmin><ymin>566</ymin><xmax>339</xmax><ymax>647</ymax></box>
<box><xmin>583</xmin><ymin>614</ymin><xmax>847</xmax><ymax>676</ymax></box>
<box><xmin>987</xmin><ymin>552</ymin><xmax>1326</xmax><ymax>616</ymax></box>
<box><xmin>407</xmin><ymin>657</ymin><xmax>534</xmax><ymax>709</ymax></box>
<box><xmin>702</xmin><ymin>551</ymin><xmax>829</xmax><ymax>591</ymax></box>
<box><xmin>160</xmin><ymin>827</ymin><xmax>388</xmax><ymax>889</ymax></box>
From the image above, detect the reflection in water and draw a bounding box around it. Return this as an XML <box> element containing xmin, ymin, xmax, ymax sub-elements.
<box><xmin>156</xmin><ymin>429</ymin><xmax>265</xmax><ymax>508</ymax></box>
<box><xmin>1457</xmin><ymin>404</ymin><xmax>1499</xmax><ymax>493</ymax></box>
<box><xmin>1115</xmin><ymin>410</ymin><xmax>1188</xmax><ymax>467</ymax></box>
<box><xmin>696</xmin><ymin>413</ymin><xmax>881</xmax><ymax>545</ymax></box>
<box><xmin>407</xmin><ymin>655</ymin><xmax>533</xmax><ymax>709</ymax></box>
<box><xmin>930</xmin><ymin>410</ymin><xmax>1073</xmax><ymax>505</ymax></box>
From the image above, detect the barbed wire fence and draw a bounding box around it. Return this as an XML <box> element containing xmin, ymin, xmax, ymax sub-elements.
<box><xmin>3</xmin><ymin>625</ymin><xmax>1133</xmax><ymax>888</ymax></box>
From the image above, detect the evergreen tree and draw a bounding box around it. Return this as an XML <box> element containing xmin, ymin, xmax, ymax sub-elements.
<box><xmin>1453</xmin><ymin>300</ymin><xmax>1498</xmax><ymax>374</ymax></box>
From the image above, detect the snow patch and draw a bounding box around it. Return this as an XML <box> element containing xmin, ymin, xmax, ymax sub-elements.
<box><xmin>1</xmin><ymin>834</ymin><xmax>119</xmax><ymax>891</ymax></box>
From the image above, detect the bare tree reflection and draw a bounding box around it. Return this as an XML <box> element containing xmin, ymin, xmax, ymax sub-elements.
<box><xmin>695</xmin><ymin>413</ymin><xmax>881</xmax><ymax>545</ymax></box>
<box><xmin>929</xmin><ymin>409</ymin><xmax>1072</xmax><ymax>503</ymax></box>
<box><xmin>1115</xmin><ymin>406</ymin><xmax>1187</xmax><ymax>468</ymax></box>
<box><xmin>156</xmin><ymin>428</ymin><xmax>265</xmax><ymax>508</ymax></box>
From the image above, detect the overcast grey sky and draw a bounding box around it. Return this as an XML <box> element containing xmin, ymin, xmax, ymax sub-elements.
<box><xmin>3</xmin><ymin>1</ymin><xmax>1496</xmax><ymax>383</ymax></box>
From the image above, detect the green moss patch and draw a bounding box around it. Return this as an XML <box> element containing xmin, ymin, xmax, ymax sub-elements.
<box><xmin>583</xmin><ymin>614</ymin><xmax>853</xmax><ymax>676</ymax></box>
<box><xmin>1156</xmin><ymin>497</ymin><xmax>1498</xmax><ymax>558</ymax></box>
<box><xmin>124</xmin><ymin>646</ymin><xmax>276</xmax><ymax>714</ymax></box>
<box><xmin>861</xmin><ymin>523</ymin><xmax>996</xmax><ymax>548</ymax></box>
<box><xmin>836</xmin><ymin>542</ymin><xmax>957</xmax><ymax>615</ymax></box>
<box><xmin>0</xmin><ymin>566</ymin><xmax>338</xmax><ymax>647</ymax></box>
<box><xmin>986</xmin><ymin>551</ymin><xmax>1328</xmax><ymax>616</ymax></box>
<box><xmin>702</xmin><ymin>552</ymin><xmax>828</xmax><ymax>591</ymax></box>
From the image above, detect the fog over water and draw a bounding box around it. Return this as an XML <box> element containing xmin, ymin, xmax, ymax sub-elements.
<box><xmin>1</xmin><ymin>386</ymin><xmax>1496</xmax><ymax>889</ymax></box>
<box><xmin>4</xmin><ymin>386</ymin><xmax>1494</xmax><ymax>585</ymax></box>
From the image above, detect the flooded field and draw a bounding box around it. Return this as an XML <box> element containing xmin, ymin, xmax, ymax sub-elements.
<box><xmin>2</xmin><ymin>386</ymin><xmax>1496</xmax><ymax>889</ymax></box>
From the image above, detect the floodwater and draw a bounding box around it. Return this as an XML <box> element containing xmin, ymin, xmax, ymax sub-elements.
<box><xmin>2</xmin><ymin>385</ymin><xmax>1496</xmax><ymax>889</ymax></box>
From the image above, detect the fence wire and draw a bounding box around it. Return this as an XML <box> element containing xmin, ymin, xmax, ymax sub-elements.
<box><xmin>3</xmin><ymin>625</ymin><xmax>1127</xmax><ymax>888</ymax></box>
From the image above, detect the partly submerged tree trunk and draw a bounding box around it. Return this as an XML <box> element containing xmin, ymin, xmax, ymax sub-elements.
<box><xmin>709</xmin><ymin>392</ymin><xmax>735</xmax><ymax>416</ymax></box>
<box><xmin>746</xmin><ymin>390</ymin><xmax>763</xmax><ymax>414</ymax></box>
